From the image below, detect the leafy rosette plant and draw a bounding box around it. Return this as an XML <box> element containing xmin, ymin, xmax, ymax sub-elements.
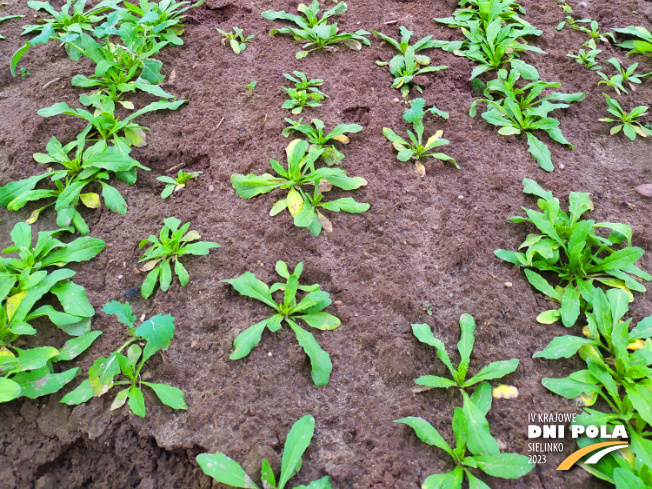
<box><xmin>61</xmin><ymin>301</ymin><xmax>187</xmax><ymax>417</ymax></box>
<box><xmin>396</xmin><ymin>383</ymin><xmax>535</xmax><ymax>488</ymax></box>
<box><xmin>495</xmin><ymin>179</ymin><xmax>651</xmax><ymax>328</ymax></box>
<box><xmin>138</xmin><ymin>217</ymin><xmax>220</xmax><ymax>299</ymax></box>
<box><xmin>223</xmin><ymin>261</ymin><xmax>340</xmax><ymax>386</ymax></box>
<box><xmin>383</xmin><ymin>98</ymin><xmax>457</xmax><ymax>175</ymax></box>
<box><xmin>412</xmin><ymin>314</ymin><xmax>518</xmax><ymax>391</ymax></box>
<box><xmin>262</xmin><ymin>0</ymin><xmax>370</xmax><ymax>59</ymax></box>
<box><xmin>470</xmin><ymin>68</ymin><xmax>584</xmax><ymax>171</ymax></box>
<box><xmin>434</xmin><ymin>0</ymin><xmax>533</xmax><ymax>31</ymax></box>
<box><xmin>197</xmin><ymin>414</ymin><xmax>332</xmax><ymax>489</ymax></box>
<box><xmin>282</xmin><ymin>118</ymin><xmax>362</xmax><ymax>166</ymax></box>
<box><xmin>600</xmin><ymin>94</ymin><xmax>651</xmax><ymax>140</ymax></box>
<box><xmin>157</xmin><ymin>170</ymin><xmax>201</xmax><ymax>198</ymax></box>
<box><xmin>613</xmin><ymin>25</ymin><xmax>652</xmax><ymax>57</ymax></box>
<box><xmin>231</xmin><ymin>140</ymin><xmax>370</xmax><ymax>237</ymax></box>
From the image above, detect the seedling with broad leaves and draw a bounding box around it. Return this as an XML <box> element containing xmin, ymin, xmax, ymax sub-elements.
<box><xmin>197</xmin><ymin>414</ymin><xmax>332</xmax><ymax>489</ymax></box>
<box><xmin>567</xmin><ymin>49</ymin><xmax>601</xmax><ymax>71</ymax></box>
<box><xmin>282</xmin><ymin>118</ymin><xmax>362</xmax><ymax>165</ymax></box>
<box><xmin>61</xmin><ymin>301</ymin><xmax>187</xmax><ymax>417</ymax></box>
<box><xmin>37</xmin><ymin>98</ymin><xmax>186</xmax><ymax>147</ymax></box>
<box><xmin>157</xmin><ymin>170</ymin><xmax>201</xmax><ymax>198</ymax></box>
<box><xmin>557</xmin><ymin>17</ymin><xmax>615</xmax><ymax>50</ymax></box>
<box><xmin>495</xmin><ymin>179</ymin><xmax>651</xmax><ymax>328</ymax></box>
<box><xmin>470</xmin><ymin>68</ymin><xmax>584</xmax><ymax>171</ymax></box>
<box><xmin>600</xmin><ymin>94</ymin><xmax>650</xmax><ymax>140</ymax></box>
<box><xmin>67</xmin><ymin>33</ymin><xmax>173</xmax><ymax>104</ymax></box>
<box><xmin>597</xmin><ymin>58</ymin><xmax>652</xmax><ymax>95</ymax></box>
<box><xmin>245</xmin><ymin>80</ymin><xmax>257</xmax><ymax>94</ymax></box>
<box><xmin>0</xmin><ymin>126</ymin><xmax>148</xmax><ymax>235</ymax></box>
<box><xmin>383</xmin><ymin>98</ymin><xmax>456</xmax><ymax>176</ymax></box>
<box><xmin>115</xmin><ymin>0</ymin><xmax>205</xmax><ymax>50</ymax></box>
<box><xmin>262</xmin><ymin>0</ymin><xmax>370</xmax><ymax>59</ymax></box>
<box><xmin>396</xmin><ymin>383</ymin><xmax>535</xmax><ymax>488</ymax></box>
<box><xmin>535</xmin><ymin>287</ymin><xmax>652</xmax><ymax>487</ymax></box>
<box><xmin>412</xmin><ymin>314</ymin><xmax>518</xmax><ymax>391</ymax></box>
<box><xmin>373</xmin><ymin>26</ymin><xmax>449</xmax><ymax>96</ymax></box>
<box><xmin>138</xmin><ymin>217</ymin><xmax>220</xmax><ymax>299</ymax></box>
<box><xmin>282</xmin><ymin>71</ymin><xmax>329</xmax><ymax>114</ymax></box>
<box><xmin>216</xmin><ymin>26</ymin><xmax>254</xmax><ymax>54</ymax></box>
<box><xmin>222</xmin><ymin>261</ymin><xmax>341</xmax><ymax>386</ymax></box>
<box><xmin>613</xmin><ymin>25</ymin><xmax>652</xmax><ymax>58</ymax></box>
<box><xmin>231</xmin><ymin>140</ymin><xmax>369</xmax><ymax>236</ymax></box>
<box><xmin>10</xmin><ymin>0</ymin><xmax>121</xmax><ymax>73</ymax></box>
<box><xmin>434</xmin><ymin>0</ymin><xmax>533</xmax><ymax>31</ymax></box>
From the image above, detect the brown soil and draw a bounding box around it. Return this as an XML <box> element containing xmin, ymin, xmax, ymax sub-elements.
<box><xmin>1</xmin><ymin>0</ymin><xmax>651</xmax><ymax>487</ymax></box>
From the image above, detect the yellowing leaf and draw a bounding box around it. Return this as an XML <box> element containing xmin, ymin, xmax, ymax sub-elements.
<box><xmin>414</xmin><ymin>161</ymin><xmax>426</xmax><ymax>177</ymax></box>
<box><xmin>332</xmin><ymin>135</ymin><xmax>350</xmax><ymax>144</ymax></box>
<box><xmin>0</xmin><ymin>347</ymin><xmax>15</xmax><ymax>359</ymax></box>
<box><xmin>125</xmin><ymin>128</ymin><xmax>147</xmax><ymax>147</ymax></box>
<box><xmin>492</xmin><ymin>385</ymin><xmax>518</xmax><ymax>399</ymax></box>
<box><xmin>317</xmin><ymin>211</ymin><xmax>333</xmax><ymax>232</ymax></box>
<box><xmin>285</xmin><ymin>139</ymin><xmax>302</xmax><ymax>161</ymax></box>
<box><xmin>628</xmin><ymin>339</ymin><xmax>646</xmax><ymax>350</ymax></box>
<box><xmin>182</xmin><ymin>230</ymin><xmax>201</xmax><ymax>242</ymax></box>
<box><xmin>317</xmin><ymin>180</ymin><xmax>334</xmax><ymax>193</ymax></box>
<box><xmin>287</xmin><ymin>188</ymin><xmax>304</xmax><ymax>216</ymax></box>
<box><xmin>140</xmin><ymin>259</ymin><xmax>160</xmax><ymax>272</ymax></box>
<box><xmin>581</xmin><ymin>392</ymin><xmax>598</xmax><ymax>406</ymax></box>
<box><xmin>425</xmin><ymin>130</ymin><xmax>443</xmax><ymax>148</ymax></box>
<box><xmin>119</xmin><ymin>100</ymin><xmax>135</xmax><ymax>110</ymax></box>
<box><xmin>7</xmin><ymin>290</ymin><xmax>27</xmax><ymax>321</ymax></box>
<box><xmin>80</xmin><ymin>192</ymin><xmax>101</xmax><ymax>209</ymax></box>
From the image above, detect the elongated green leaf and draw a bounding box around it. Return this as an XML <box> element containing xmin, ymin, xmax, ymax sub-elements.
<box><xmin>524</xmin><ymin>269</ymin><xmax>560</xmax><ymax>300</ymax></box>
<box><xmin>534</xmin><ymin>336</ymin><xmax>594</xmax><ymax>360</ymax></box>
<box><xmin>55</xmin><ymin>330</ymin><xmax>102</xmax><ymax>361</ymax></box>
<box><xmin>415</xmin><ymin>375</ymin><xmax>457</xmax><ymax>388</ymax></box>
<box><xmin>287</xmin><ymin>319</ymin><xmax>332</xmax><ymax>386</ymax></box>
<box><xmin>0</xmin><ymin>378</ymin><xmax>22</xmax><ymax>403</ymax></box>
<box><xmin>196</xmin><ymin>453</ymin><xmax>259</xmax><ymax>489</ymax></box>
<box><xmin>412</xmin><ymin>323</ymin><xmax>456</xmax><ymax>377</ymax></box>
<box><xmin>526</xmin><ymin>132</ymin><xmax>554</xmax><ymax>172</ymax></box>
<box><xmin>61</xmin><ymin>378</ymin><xmax>93</xmax><ymax>405</ymax></box>
<box><xmin>465</xmin><ymin>359</ymin><xmax>519</xmax><ymax>386</ymax></box>
<box><xmin>422</xmin><ymin>467</ymin><xmax>463</xmax><ymax>489</ymax></box>
<box><xmin>143</xmin><ymin>382</ymin><xmax>187</xmax><ymax>410</ymax></box>
<box><xmin>128</xmin><ymin>385</ymin><xmax>146</xmax><ymax>417</ymax></box>
<box><xmin>89</xmin><ymin>353</ymin><xmax>120</xmax><ymax>396</ymax></box>
<box><xmin>231</xmin><ymin>319</ymin><xmax>269</xmax><ymax>360</ymax></box>
<box><xmin>223</xmin><ymin>272</ymin><xmax>279</xmax><ymax>310</ymax></box>
<box><xmin>463</xmin><ymin>392</ymin><xmax>499</xmax><ymax>456</ymax></box>
<box><xmin>13</xmin><ymin>366</ymin><xmax>79</xmax><ymax>399</ymax></box>
<box><xmin>279</xmin><ymin>415</ymin><xmax>315</xmax><ymax>489</ymax></box>
<box><xmin>296</xmin><ymin>312</ymin><xmax>340</xmax><ymax>330</ymax></box>
<box><xmin>473</xmin><ymin>453</ymin><xmax>535</xmax><ymax>478</ymax></box>
<box><xmin>394</xmin><ymin>417</ymin><xmax>454</xmax><ymax>458</ymax></box>
<box><xmin>135</xmin><ymin>314</ymin><xmax>175</xmax><ymax>361</ymax></box>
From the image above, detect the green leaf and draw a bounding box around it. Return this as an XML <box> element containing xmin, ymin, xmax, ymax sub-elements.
<box><xmin>100</xmin><ymin>182</ymin><xmax>127</xmax><ymax>214</ymax></box>
<box><xmin>292</xmin><ymin>476</ymin><xmax>332</xmax><ymax>489</ymax></box>
<box><xmin>279</xmin><ymin>415</ymin><xmax>315</xmax><ymax>489</ymax></box>
<box><xmin>541</xmin><ymin>375</ymin><xmax>597</xmax><ymax>398</ymax></box>
<box><xmin>89</xmin><ymin>353</ymin><xmax>120</xmax><ymax>396</ymax></box>
<box><xmin>261</xmin><ymin>459</ymin><xmax>276</xmax><ymax>489</ymax></box>
<box><xmin>135</xmin><ymin>314</ymin><xmax>175</xmax><ymax>361</ymax></box>
<box><xmin>422</xmin><ymin>467</ymin><xmax>463</xmax><ymax>489</ymax></box>
<box><xmin>102</xmin><ymin>301</ymin><xmax>136</xmax><ymax>328</ymax></box>
<box><xmin>127</xmin><ymin>385</ymin><xmax>146</xmax><ymax>417</ymax></box>
<box><xmin>462</xmin><ymin>392</ymin><xmax>499</xmax><ymax>456</ymax></box>
<box><xmin>473</xmin><ymin>453</ymin><xmax>535</xmax><ymax>478</ymax></box>
<box><xmin>559</xmin><ymin>285</ymin><xmax>581</xmax><ymax>328</ymax></box>
<box><xmin>196</xmin><ymin>453</ymin><xmax>259</xmax><ymax>489</ymax></box>
<box><xmin>465</xmin><ymin>359</ymin><xmax>519</xmax><ymax>386</ymax></box>
<box><xmin>457</xmin><ymin>313</ymin><xmax>475</xmax><ymax>374</ymax></box>
<box><xmin>534</xmin><ymin>336</ymin><xmax>594</xmax><ymax>360</ymax></box>
<box><xmin>526</xmin><ymin>132</ymin><xmax>554</xmax><ymax>172</ymax></box>
<box><xmin>415</xmin><ymin>375</ymin><xmax>457</xmax><ymax>388</ymax></box>
<box><xmin>143</xmin><ymin>382</ymin><xmax>187</xmax><ymax>410</ymax></box>
<box><xmin>230</xmin><ymin>319</ymin><xmax>269</xmax><ymax>360</ymax></box>
<box><xmin>624</xmin><ymin>382</ymin><xmax>652</xmax><ymax>426</ymax></box>
<box><xmin>296</xmin><ymin>312</ymin><xmax>341</xmax><ymax>330</ymax></box>
<box><xmin>412</xmin><ymin>323</ymin><xmax>456</xmax><ymax>377</ymax></box>
<box><xmin>394</xmin><ymin>417</ymin><xmax>454</xmax><ymax>458</ymax></box>
<box><xmin>51</xmin><ymin>280</ymin><xmax>95</xmax><ymax>319</ymax></box>
<box><xmin>511</xmin><ymin>60</ymin><xmax>539</xmax><ymax>80</ymax></box>
<box><xmin>613</xmin><ymin>468</ymin><xmax>647</xmax><ymax>489</ymax></box>
<box><xmin>470</xmin><ymin>382</ymin><xmax>493</xmax><ymax>416</ymax></box>
<box><xmin>12</xmin><ymin>366</ymin><xmax>79</xmax><ymax>399</ymax></box>
<box><xmin>222</xmin><ymin>272</ymin><xmax>279</xmax><ymax>310</ymax></box>
<box><xmin>287</xmin><ymin>319</ymin><xmax>332</xmax><ymax>386</ymax></box>
<box><xmin>61</xmin><ymin>379</ymin><xmax>93</xmax><ymax>405</ymax></box>
<box><xmin>174</xmin><ymin>260</ymin><xmax>190</xmax><ymax>287</ymax></box>
<box><xmin>524</xmin><ymin>269</ymin><xmax>560</xmax><ymax>300</ymax></box>
<box><xmin>42</xmin><ymin>236</ymin><xmax>105</xmax><ymax>266</ymax></box>
<box><xmin>55</xmin><ymin>330</ymin><xmax>102</xmax><ymax>361</ymax></box>
<box><xmin>0</xmin><ymin>378</ymin><xmax>22</xmax><ymax>403</ymax></box>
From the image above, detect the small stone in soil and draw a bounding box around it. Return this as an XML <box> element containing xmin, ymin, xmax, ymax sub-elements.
<box><xmin>636</xmin><ymin>184</ymin><xmax>652</xmax><ymax>198</ymax></box>
<box><xmin>505</xmin><ymin>282</ymin><xmax>513</xmax><ymax>288</ymax></box>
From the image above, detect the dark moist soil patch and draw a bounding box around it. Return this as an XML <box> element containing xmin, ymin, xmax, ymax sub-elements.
<box><xmin>1</xmin><ymin>0</ymin><xmax>651</xmax><ymax>487</ymax></box>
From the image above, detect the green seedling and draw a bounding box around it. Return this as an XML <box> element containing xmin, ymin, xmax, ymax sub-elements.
<box><xmin>383</xmin><ymin>98</ymin><xmax>456</xmax><ymax>175</ymax></box>
<box><xmin>197</xmin><ymin>414</ymin><xmax>332</xmax><ymax>489</ymax></box>
<box><xmin>0</xmin><ymin>126</ymin><xmax>148</xmax><ymax>235</ymax></box>
<box><xmin>567</xmin><ymin>49</ymin><xmax>601</xmax><ymax>70</ymax></box>
<box><xmin>157</xmin><ymin>170</ymin><xmax>201</xmax><ymax>198</ymax></box>
<box><xmin>536</xmin><ymin>288</ymin><xmax>652</xmax><ymax>422</ymax></box>
<box><xmin>231</xmin><ymin>140</ymin><xmax>369</xmax><ymax>236</ymax></box>
<box><xmin>613</xmin><ymin>26</ymin><xmax>652</xmax><ymax>57</ymax></box>
<box><xmin>600</xmin><ymin>94</ymin><xmax>650</xmax><ymax>140</ymax></box>
<box><xmin>495</xmin><ymin>178</ymin><xmax>651</xmax><ymax>328</ymax></box>
<box><xmin>0</xmin><ymin>221</ymin><xmax>101</xmax><ymax>338</ymax></box>
<box><xmin>138</xmin><ymin>217</ymin><xmax>220</xmax><ymax>299</ymax></box>
<box><xmin>61</xmin><ymin>301</ymin><xmax>187</xmax><ymax>417</ymax></box>
<box><xmin>10</xmin><ymin>0</ymin><xmax>121</xmax><ymax>73</ymax></box>
<box><xmin>597</xmin><ymin>58</ymin><xmax>652</xmax><ymax>95</ymax></box>
<box><xmin>37</xmin><ymin>98</ymin><xmax>186</xmax><ymax>147</ymax></box>
<box><xmin>245</xmin><ymin>80</ymin><xmax>257</xmax><ymax>94</ymax></box>
<box><xmin>116</xmin><ymin>0</ymin><xmax>205</xmax><ymax>50</ymax></box>
<box><xmin>0</xmin><ymin>15</ymin><xmax>24</xmax><ymax>40</ymax></box>
<box><xmin>223</xmin><ymin>261</ymin><xmax>340</xmax><ymax>386</ymax></box>
<box><xmin>262</xmin><ymin>0</ymin><xmax>370</xmax><ymax>59</ymax></box>
<box><xmin>282</xmin><ymin>71</ymin><xmax>328</xmax><ymax>114</ymax></box>
<box><xmin>68</xmin><ymin>33</ymin><xmax>172</xmax><ymax>104</ymax></box>
<box><xmin>373</xmin><ymin>26</ymin><xmax>449</xmax><ymax>96</ymax></box>
<box><xmin>558</xmin><ymin>17</ymin><xmax>615</xmax><ymax>49</ymax></box>
<box><xmin>216</xmin><ymin>26</ymin><xmax>254</xmax><ymax>54</ymax></box>
<box><xmin>396</xmin><ymin>383</ymin><xmax>535</xmax><ymax>488</ymax></box>
<box><xmin>19</xmin><ymin>67</ymin><xmax>30</xmax><ymax>80</ymax></box>
<box><xmin>561</xmin><ymin>2</ymin><xmax>573</xmax><ymax>14</ymax></box>
<box><xmin>435</xmin><ymin>0</ymin><xmax>532</xmax><ymax>30</ymax></box>
<box><xmin>282</xmin><ymin>118</ymin><xmax>362</xmax><ymax>165</ymax></box>
<box><xmin>470</xmin><ymin>68</ymin><xmax>584</xmax><ymax>171</ymax></box>
<box><xmin>438</xmin><ymin>17</ymin><xmax>543</xmax><ymax>80</ymax></box>
<box><xmin>412</xmin><ymin>314</ymin><xmax>519</xmax><ymax>391</ymax></box>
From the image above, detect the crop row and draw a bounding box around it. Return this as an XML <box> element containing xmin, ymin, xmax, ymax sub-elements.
<box><xmin>0</xmin><ymin>0</ymin><xmax>650</xmax><ymax>488</ymax></box>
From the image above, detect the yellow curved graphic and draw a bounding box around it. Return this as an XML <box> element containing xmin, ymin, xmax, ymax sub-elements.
<box><xmin>556</xmin><ymin>441</ymin><xmax>629</xmax><ymax>470</ymax></box>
